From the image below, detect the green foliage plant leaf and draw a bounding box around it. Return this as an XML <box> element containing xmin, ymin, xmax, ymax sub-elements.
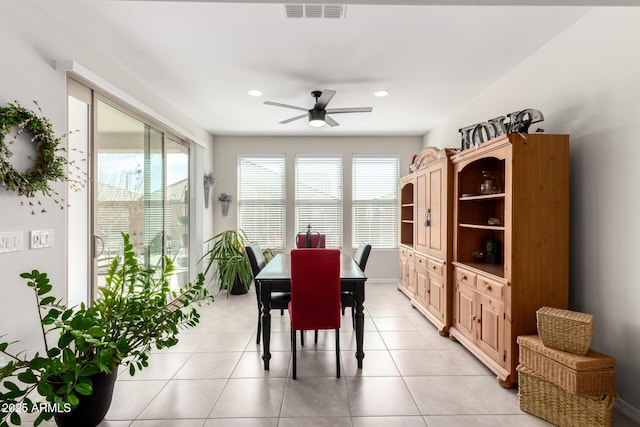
<box><xmin>0</xmin><ymin>232</ymin><xmax>213</xmax><ymax>427</ymax></box>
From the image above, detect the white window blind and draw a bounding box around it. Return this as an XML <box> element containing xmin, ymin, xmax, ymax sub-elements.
<box><xmin>295</xmin><ymin>156</ymin><xmax>343</xmax><ymax>248</ymax></box>
<box><xmin>352</xmin><ymin>155</ymin><xmax>399</xmax><ymax>249</ymax></box>
<box><xmin>237</xmin><ymin>156</ymin><xmax>286</xmax><ymax>249</ymax></box>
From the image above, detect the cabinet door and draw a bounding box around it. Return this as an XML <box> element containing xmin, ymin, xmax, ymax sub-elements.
<box><xmin>427</xmin><ymin>272</ymin><xmax>445</xmax><ymax>323</ymax></box>
<box><xmin>426</xmin><ymin>161</ymin><xmax>446</xmax><ymax>259</ymax></box>
<box><xmin>415</xmin><ymin>266</ymin><xmax>428</xmax><ymax>306</ymax></box>
<box><xmin>399</xmin><ymin>251</ymin><xmax>416</xmax><ymax>297</ymax></box>
<box><xmin>415</xmin><ymin>170</ymin><xmax>428</xmax><ymax>254</ymax></box>
<box><xmin>476</xmin><ymin>294</ymin><xmax>506</xmax><ymax>367</ymax></box>
<box><xmin>408</xmin><ymin>263</ymin><xmax>416</xmax><ymax>295</ymax></box>
<box><xmin>453</xmin><ymin>283</ymin><xmax>476</xmax><ymax>342</ymax></box>
<box><xmin>399</xmin><ymin>254</ymin><xmax>409</xmax><ymax>290</ymax></box>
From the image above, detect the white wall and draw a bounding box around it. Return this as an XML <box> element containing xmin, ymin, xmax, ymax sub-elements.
<box><xmin>213</xmin><ymin>135</ymin><xmax>422</xmax><ymax>282</ymax></box>
<box><xmin>423</xmin><ymin>7</ymin><xmax>640</xmax><ymax>418</ymax></box>
<box><xmin>0</xmin><ymin>0</ymin><xmax>214</xmax><ymax>355</ymax></box>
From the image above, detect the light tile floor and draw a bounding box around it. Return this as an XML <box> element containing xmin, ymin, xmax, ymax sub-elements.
<box><xmin>25</xmin><ymin>282</ymin><xmax>639</xmax><ymax>426</ymax></box>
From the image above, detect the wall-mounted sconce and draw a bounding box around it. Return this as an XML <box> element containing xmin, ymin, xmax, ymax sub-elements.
<box><xmin>203</xmin><ymin>172</ymin><xmax>216</xmax><ymax>208</ymax></box>
<box><xmin>218</xmin><ymin>192</ymin><xmax>232</xmax><ymax>216</ymax></box>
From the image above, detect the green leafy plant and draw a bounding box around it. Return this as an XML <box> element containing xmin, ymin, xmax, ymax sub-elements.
<box><xmin>201</xmin><ymin>229</ymin><xmax>274</xmax><ymax>296</ymax></box>
<box><xmin>0</xmin><ymin>233</ymin><xmax>213</xmax><ymax>426</ymax></box>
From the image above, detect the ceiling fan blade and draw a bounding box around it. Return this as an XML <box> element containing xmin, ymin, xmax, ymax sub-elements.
<box><xmin>325</xmin><ymin>115</ymin><xmax>340</xmax><ymax>127</ymax></box>
<box><xmin>315</xmin><ymin>89</ymin><xmax>336</xmax><ymax>109</ymax></box>
<box><xmin>279</xmin><ymin>113</ymin><xmax>308</xmax><ymax>124</ymax></box>
<box><xmin>264</xmin><ymin>101</ymin><xmax>308</xmax><ymax>112</ymax></box>
<box><xmin>325</xmin><ymin>107</ymin><xmax>373</xmax><ymax>114</ymax></box>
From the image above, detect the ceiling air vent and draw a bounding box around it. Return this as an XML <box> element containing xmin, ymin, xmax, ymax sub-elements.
<box><xmin>323</xmin><ymin>5</ymin><xmax>344</xmax><ymax>19</ymax></box>
<box><xmin>283</xmin><ymin>4</ymin><xmax>346</xmax><ymax>19</ymax></box>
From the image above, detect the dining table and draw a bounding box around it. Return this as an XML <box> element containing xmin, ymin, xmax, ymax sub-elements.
<box><xmin>255</xmin><ymin>252</ymin><xmax>367</xmax><ymax>370</ymax></box>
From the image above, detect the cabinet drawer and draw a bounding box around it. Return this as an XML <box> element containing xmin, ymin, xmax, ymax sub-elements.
<box><xmin>427</xmin><ymin>259</ymin><xmax>443</xmax><ymax>277</ymax></box>
<box><xmin>455</xmin><ymin>267</ymin><xmax>476</xmax><ymax>287</ymax></box>
<box><xmin>415</xmin><ymin>254</ymin><xmax>428</xmax><ymax>270</ymax></box>
<box><xmin>476</xmin><ymin>276</ymin><xmax>504</xmax><ymax>300</ymax></box>
<box><xmin>400</xmin><ymin>247</ymin><xmax>414</xmax><ymax>259</ymax></box>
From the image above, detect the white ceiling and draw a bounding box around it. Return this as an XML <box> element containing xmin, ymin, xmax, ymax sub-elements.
<box><xmin>34</xmin><ymin>0</ymin><xmax>601</xmax><ymax>136</ymax></box>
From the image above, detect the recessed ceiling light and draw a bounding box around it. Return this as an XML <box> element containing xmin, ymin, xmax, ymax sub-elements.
<box><xmin>248</xmin><ymin>89</ymin><xmax>263</xmax><ymax>97</ymax></box>
<box><xmin>374</xmin><ymin>90</ymin><xmax>389</xmax><ymax>97</ymax></box>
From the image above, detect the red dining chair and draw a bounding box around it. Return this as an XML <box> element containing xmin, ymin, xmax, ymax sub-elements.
<box><xmin>289</xmin><ymin>248</ymin><xmax>341</xmax><ymax>379</ymax></box>
<box><xmin>295</xmin><ymin>232</ymin><xmax>326</xmax><ymax>248</ymax></box>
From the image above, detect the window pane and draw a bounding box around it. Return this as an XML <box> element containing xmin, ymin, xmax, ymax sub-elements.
<box><xmin>96</xmin><ymin>100</ymin><xmax>165</xmax><ymax>278</ymax></box>
<box><xmin>352</xmin><ymin>156</ymin><xmax>399</xmax><ymax>249</ymax></box>
<box><xmin>237</xmin><ymin>156</ymin><xmax>286</xmax><ymax>249</ymax></box>
<box><xmin>165</xmin><ymin>138</ymin><xmax>189</xmax><ymax>291</ymax></box>
<box><xmin>296</xmin><ymin>156</ymin><xmax>343</xmax><ymax>248</ymax></box>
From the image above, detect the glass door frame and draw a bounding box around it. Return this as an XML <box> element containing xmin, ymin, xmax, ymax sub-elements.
<box><xmin>89</xmin><ymin>91</ymin><xmax>191</xmax><ymax>301</ymax></box>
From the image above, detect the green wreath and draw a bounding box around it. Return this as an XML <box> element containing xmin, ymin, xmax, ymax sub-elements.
<box><xmin>0</xmin><ymin>101</ymin><xmax>67</xmax><ymax>198</ymax></box>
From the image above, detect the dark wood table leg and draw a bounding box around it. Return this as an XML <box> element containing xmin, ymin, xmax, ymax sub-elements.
<box><xmin>260</xmin><ymin>281</ymin><xmax>272</xmax><ymax>370</ymax></box>
<box><xmin>354</xmin><ymin>280</ymin><xmax>365</xmax><ymax>369</ymax></box>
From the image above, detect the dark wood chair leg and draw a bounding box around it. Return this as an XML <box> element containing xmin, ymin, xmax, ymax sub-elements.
<box><xmin>314</xmin><ymin>330</ymin><xmax>318</xmax><ymax>344</ymax></box>
<box><xmin>300</xmin><ymin>330</ymin><xmax>304</xmax><ymax>347</ymax></box>
<box><xmin>335</xmin><ymin>328</ymin><xmax>340</xmax><ymax>378</ymax></box>
<box><xmin>291</xmin><ymin>329</ymin><xmax>297</xmax><ymax>379</ymax></box>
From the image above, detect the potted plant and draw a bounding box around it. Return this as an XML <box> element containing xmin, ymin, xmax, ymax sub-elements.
<box><xmin>0</xmin><ymin>233</ymin><xmax>213</xmax><ymax>427</ymax></box>
<box><xmin>200</xmin><ymin>229</ymin><xmax>276</xmax><ymax>297</ymax></box>
<box><xmin>201</xmin><ymin>229</ymin><xmax>253</xmax><ymax>296</ymax></box>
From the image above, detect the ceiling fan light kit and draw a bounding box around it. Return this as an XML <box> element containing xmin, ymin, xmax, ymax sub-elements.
<box><xmin>308</xmin><ymin>109</ymin><xmax>326</xmax><ymax>127</ymax></box>
<box><xmin>264</xmin><ymin>89</ymin><xmax>373</xmax><ymax>128</ymax></box>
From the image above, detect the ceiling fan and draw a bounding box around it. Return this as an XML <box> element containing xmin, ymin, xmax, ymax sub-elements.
<box><xmin>264</xmin><ymin>89</ymin><xmax>373</xmax><ymax>128</ymax></box>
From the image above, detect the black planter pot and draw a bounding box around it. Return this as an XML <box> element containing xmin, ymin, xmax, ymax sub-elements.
<box><xmin>229</xmin><ymin>277</ymin><xmax>249</xmax><ymax>295</ymax></box>
<box><xmin>53</xmin><ymin>370</ymin><xmax>118</xmax><ymax>427</ymax></box>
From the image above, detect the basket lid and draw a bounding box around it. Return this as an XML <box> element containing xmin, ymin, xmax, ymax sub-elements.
<box><xmin>517</xmin><ymin>335</ymin><xmax>616</xmax><ymax>370</ymax></box>
<box><xmin>537</xmin><ymin>306</ymin><xmax>594</xmax><ymax>324</ymax></box>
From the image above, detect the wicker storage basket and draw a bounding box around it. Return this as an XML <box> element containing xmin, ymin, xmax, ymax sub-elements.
<box><xmin>537</xmin><ymin>306</ymin><xmax>594</xmax><ymax>355</ymax></box>
<box><xmin>518</xmin><ymin>365</ymin><xmax>616</xmax><ymax>427</ymax></box>
<box><xmin>518</xmin><ymin>335</ymin><xmax>616</xmax><ymax>396</ymax></box>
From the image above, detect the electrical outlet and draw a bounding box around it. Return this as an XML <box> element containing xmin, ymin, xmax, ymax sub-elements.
<box><xmin>30</xmin><ymin>229</ymin><xmax>54</xmax><ymax>249</ymax></box>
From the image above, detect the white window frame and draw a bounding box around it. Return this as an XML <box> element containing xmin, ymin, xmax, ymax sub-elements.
<box><xmin>237</xmin><ymin>155</ymin><xmax>286</xmax><ymax>249</ymax></box>
<box><xmin>352</xmin><ymin>155</ymin><xmax>399</xmax><ymax>249</ymax></box>
<box><xmin>295</xmin><ymin>155</ymin><xmax>343</xmax><ymax>248</ymax></box>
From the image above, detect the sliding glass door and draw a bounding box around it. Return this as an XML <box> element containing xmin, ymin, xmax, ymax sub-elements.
<box><xmin>93</xmin><ymin>99</ymin><xmax>189</xmax><ymax>292</ymax></box>
<box><xmin>95</xmin><ymin>100</ymin><xmax>164</xmax><ymax>281</ymax></box>
<box><xmin>67</xmin><ymin>79</ymin><xmax>192</xmax><ymax>300</ymax></box>
<box><xmin>165</xmin><ymin>137</ymin><xmax>190</xmax><ymax>289</ymax></box>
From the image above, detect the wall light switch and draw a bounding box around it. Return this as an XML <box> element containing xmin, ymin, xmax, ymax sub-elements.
<box><xmin>30</xmin><ymin>230</ymin><xmax>54</xmax><ymax>249</ymax></box>
<box><xmin>0</xmin><ymin>232</ymin><xmax>24</xmax><ymax>253</ymax></box>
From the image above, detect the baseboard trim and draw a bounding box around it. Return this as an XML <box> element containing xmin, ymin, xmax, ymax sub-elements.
<box><xmin>364</xmin><ymin>278</ymin><xmax>396</xmax><ymax>284</ymax></box>
<box><xmin>615</xmin><ymin>398</ymin><xmax>640</xmax><ymax>423</ymax></box>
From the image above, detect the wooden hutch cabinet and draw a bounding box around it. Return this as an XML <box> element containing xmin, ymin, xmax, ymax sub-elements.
<box><xmin>398</xmin><ymin>152</ymin><xmax>453</xmax><ymax>334</ymax></box>
<box><xmin>449</xmin><ymin>133</ymin><xmax>570</xmax><ymax>387</ymax></box>
<box><xmin>398</xmin><ymin>174</ymin><xmax>416</xmax><ymax>298</ymax></box>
